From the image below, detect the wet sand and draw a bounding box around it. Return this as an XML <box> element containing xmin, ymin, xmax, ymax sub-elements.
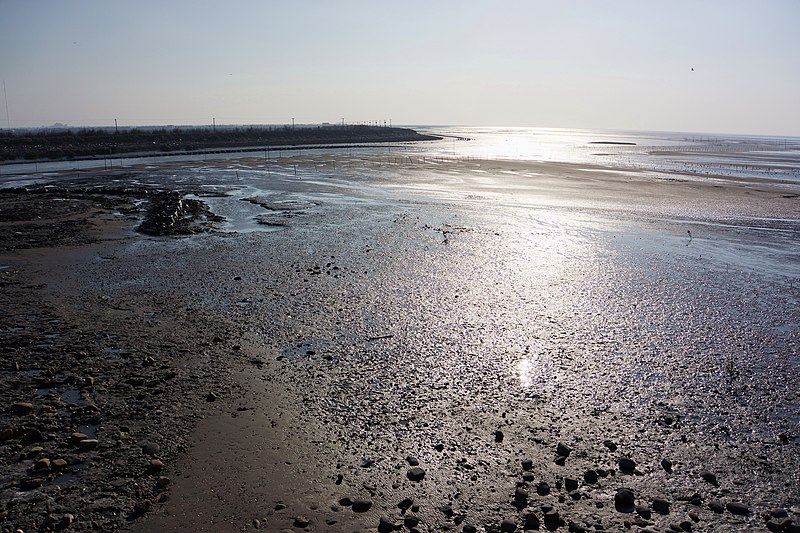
<box><xmin>1</xmin><ymin>155</ymin><xmax>799</xmax><ymax>532</ymax></box>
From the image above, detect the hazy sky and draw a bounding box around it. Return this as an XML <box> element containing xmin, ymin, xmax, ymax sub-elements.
<box><xmin>1</xmin><ymin>0</ymin><xmax>798</xmax><ymax>135</ymax></box>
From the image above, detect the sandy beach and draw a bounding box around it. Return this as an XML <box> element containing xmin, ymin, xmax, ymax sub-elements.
<box><xmin>1</xmin><ymin>153</ymin><xmax>798</xmax><ymax>533</ymax></box>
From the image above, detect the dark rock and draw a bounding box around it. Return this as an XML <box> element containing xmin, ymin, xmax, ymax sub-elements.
<box><xmin>689</xmin><ymin>493</ymin><xmax>703</xmax><ymax>506</ymax></box>
<box><xmin>778</xmin><ymin>433</ymin><xmax>789</xmax><ymax>444</ymax></box>
<box><xmin>514</xmin><ymin>487</ymin><xmax>529</xmax><ymax>501</ymax></box>
<box><xmin>494</xmin><ymin>430</ymin><xmax>505</xmax><ymax>443</ymax></box>
<box><xmin>679</xmin><ymin>520</ymin><xmax>693</xmax><ymax>531</ymax></box>
<box><xmin>20</xmin><ymin>478</ymin><xmax>42</xmax><ymax>491</ymax></box>
<box><xmin>726</xmin><ymin>502</ymin><xmax>749</xmax><ymax>516</ymax></box>
<box><xmin>614</xmin><ymin>488</ymin><xmax>635</xmax><ymax>513</ymax></box>
<box><xmin>603</xmin><ymin>440</ymin><xmax>617</xmax><ymax>452</ymax></box>
<box><xmin>352</xmin><ymin>499</ymin><xmax>372</xmax><ymax>512</ymax></box>
<box><xmin>767</xmin><ymin>518</ymin><xmax>792</xmax><ymax>532</ymax></box>
<box><xmin>406</xmin><ymin>455</ymin><xmax>419</xmax><ymax>466</ymax></box>
<box><xmin>554</xmin><ymin>455</ymin><xmax>567</xmax><ymax>466</ymax></box>
<box><xmin>77</xmin><ymin>439</ymin><xmax>98</xmax><ymax>451</ymax></box>
<box><xmin>338</xmin><ymin>496</ymin><xmax>353</xmax><ymax>507</ymax></box>
<box><xmin>537</xmin><ymin>482</ymin><xmax>551</xmax><ymax>496</ymax></box>
<box><xmin>688</xmin><ymin>512</ymin><xmax>700</xmax><ymax>522</ymax></box>
<box><xmin>20</xmin><ymin>428</ymin><xmax>44</xmax><ymax>445</ymax></box>
<box><xmin>565</xmin><ymin>478</ymin><xmax>579</xmax><ymax>491</ymax></box>
<box><xmin>618</xmin><ymin>458</ymin><xmax>636</xmax><ymax>473</ymax></box>
<box><xmin>10</xmin><ymin>402</ymin><xmax>34</xmax><ymax>415</ymax></box>
<box><xmin>155</xmin><ymin>476</ymin><xmax>170</xmax><ymax>489</ymax></box>
<box><xmin>404</xmin><ymin>516</ymin><xmax>420</xmax><ymax>529</ymax></box>
<box><xmin>439</xmin><ymin>504</ymin><xmax>454</xmax><ymax>518</ymax></box>
<box><xmin>700</xmin><ymin>470</ymin><xmax>718</xmax><ymax>486</ymax></box>
<box><xmin>652</xmin><ymin>498</ymin><xmax>670</xmax><ymax>515</ymax></box>
<box><xmin>206</xmin><ymin>391</ymin><xmax>217</xmax><ymax>402</ymax></box>
<box><xmin>407</xmin><ymin>467</ymin><xmax>426</xmax><ymax>481</ymax></box>
<box><xmin>770</xmin><ymin>508</ymin><xmax>789</xmax><ymax>518</ymax></box>
<box><xmin>583</xmin><ymin>469</ymin><xmax>598</xmax><ymax>484</ymax></box>
<box><xmin>522</xmin><ymin>459</ymin><xmax>533</xmax><ymax>471</ymax></box>
<box><xmin>141</xmin><ymin>442</ymin><xmax>161</xmax><ymax>456</ymax></box>
<box><xmin>543</xmin><ymin>510</ymin><xmax>561</xmax><ymax>529</ymax></box>
<box><xmin>434</xmin><ymin>443</ymin><xmax>445</xmax><ymax>452</ymax></box>
<box><xmin>708</xmin><ymin>501</ymin><xmax>724</xmax><ymax>514</ymax></box>
<box><xmin>523</xmin><ymin>512</ymin><xmax>540</xmax><ymax>530</ymax></box>
<box><xmin>661</xmin><ymin>458</ymin><xmax>673</xmax><ymax>472</ymax></box>
<box><xmin>500</xmin><ymin>518</ymin><xmax>517</xmax><ymax>532</ymax></box>
<box><xmin>293</xmin><ymin>515</ymin><xmax>310</xmax><ymax>528</ymax></box>
<box><xmin>463</xmin><ymin>526</ymin><xmax>478</xmax><ymax>533</ymax></box>
<box><xmin>398</xmin><ymin>497</ymin><xmax>413</xmax><ymax>511</ymax></box>
<box><xmin>635</xmin><ymin>505</ymin><xmax>651</xmax><ymax>519</ymax></box>
<box><xmin>0</xmin><ymin>428</ymin><xmax>14</xmax><ymax>442</ymax></box>
<box><xmin>379</xmin><ymin>516</ymin><xmax>399</xmax><ymax>532</ymax></box>
<box><xmin>556</xmin><ymin>442</ymin><xmax>571</xmax><ymax>457</ymax></box>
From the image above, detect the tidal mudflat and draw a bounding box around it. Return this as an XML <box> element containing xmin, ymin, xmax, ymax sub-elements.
<box><xmin>1</xmin><ymin>151</ymin><xmax>798</xmax><ymax>532</ymax></box>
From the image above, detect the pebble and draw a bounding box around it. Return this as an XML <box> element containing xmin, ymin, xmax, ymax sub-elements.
<box><xmin>21</xmin><ymin>428</ymin><xmax>43</xmax><ymax>445</ymax></box>
<box><xmin>51</xmin><ymin>458</ymin><xmax>68</xmax><ymax>469</ymax></box>
<box><xmin>407</xmin><ymin>467</ymin><xmax>426</xmax><ymax>481</ymax></box>
<box><xmin>77</xmin><ymin>439</ymin><xmax>98</xmax><ymax>451</ymax></box>
<box><xmin>521</xmin><ymin>459</ymin><xmax>533</xmax><ymax>471</ymax></box>
<box><xmin>653</xmin><ymin>498</ymin><xmax>670</xmax><ymax>515</ymax></box>
<box><xmin>71</xmin><ymin>432</ymin><xmax>89</xmax><ymax>442</ymax></box>
<box><xmin>584</xmin><ymin>469</ymin><xmax>598</xmax><ymax>484</ymax></box>
<box><xmin>10</xmin><ymin>402</ymin><xmax>33</xmax><ymax>415</ymax></box>
<box><xmin>352</xmin><ymin>499</ymin><xmax>372</xmax><ymax>512</ymax></box>
<box><xmin>565</xmin><ymin>478</ymin><xmax>579</xmax><ymax>491</ymax></box>
<box><xmin>618</xmin><ymin>458</ymin><xmax>636</xmax><ymax>473</ymax></box>
<box><xmin>406</xmin><ymin>455</ymin><xmax>419</xmax><ymax>466</ymax></box>
<box><xmin>615</xmin><ymin>488</ymin><xmax>635</xmax><ymax>512</ymax></box>
<box><xmin>661</xmin><ymin>458</ymin><xmax>673</xmax><ymax>472</ymax></box>
<box><xmin>404</xmin><ymin>515</ymin><xmax>420</xmax><ymax>528</ymax></box>
<box><xmin>149</xmin><ymin>458</ymin><xmax>165</xmax><ymax>471</ymax></box>
<box><xmin>700</xmin><ymin>470</ymin><xmax>718</xmax><ymax>486</ymax></box>
<box><xmin>514</xmin><ymin>487</ymin><xmax>528</xmax><ymax>501</ymax></box>
<box><xmin>500</xmin><ymin>518</ymin><xmax>517</xmax><ymax>532</ymax></box>
<box><xmin>463</xmin><ymin>525</ymin><xmax>478</xmax><ymax>533</ymax></box>
<box><xmin>770</xmin><ymin>508</ymin><xmax>789</xmax><ymax>518</ymax></box>
<box><xmin>20</xmin><ymin>478</ymin><xmax>42</xmax><ymax>490</ymax></box>
<box><xmin>543</xmin><ymin>510</ymin><xmax>561</xmax><ymax>529</ymax></box>
<box><xmin>398</xmin><ymin>497</ymin><xmax>413</xmax><ymax>511</ymax></box>
<box><xmin>61</xmin><ymin>514</ymin><xmax>74</xmax><ymax>527</ymax></box>
<box><xmin>708</xmin><ymin>501</ymin><xmax>724</xmax><ymax>513</ymax></box>
<box><xmin>556</xmin><ymin>442</ymin><xmax>572</xmax><ymax>457</ymax></box>
<box><xmin>725</xmin><ymin>502</ymin><xmax>750</xmax><ymax>515</ymax></box>
<box><xmin>537</xmin><ymin>481</ymin><xmax>551</xmax><ymax>496</ymax></box>
<box><xmin>635</xmin><ymin>505</ymin><xmax>651</xmax><ymax>519</ymax></box>
<box><xmin>142</xmin><ymin>442</ymin><xmax>161</xmax><ymax>456</ymax></box>
<box><xmin>0</xmin><ymin>428</ymin><xmax>13</xmax><ymax>441</ymax></box>
<box><xmin>603</xmin><ymin>440</ymin><xmax>617</xmax><ymax>451</ymax></box>
<box><xmin>554</xmin><ymin>455</ymin><xmax>566</xmax><ymax>466</ymax></box>
<box><xmin>293</xmin><ymin>515</ymin><xmax>310</xmax><ymax>528</ymax></box>
<box><xmin>338</xmin><ymin>496</ymin><xmax>353</xmax><ymax>506</ymax></box>
<box><xmin>206</xmin><ymin>391</ymin><xmax>218</xmax><ymax>402</ymax></box>
<box><xmin>523</xmin><ymin>512</ymin><xmax>540</xmax><ymax>530</ymax></box>
<box><xmin>34</xmin><ymin>458</ymin><xmax>51</xmax><ymax>471</ymax></box>
<box><xmin>379</xmin><ymin>516</ymin><xmax>399</xmax><ymax>531</ymax></box>
<box><xmin>494</xmin><ymin>430</ymin><xmax>505</xmax><ymax>443</ymax></box>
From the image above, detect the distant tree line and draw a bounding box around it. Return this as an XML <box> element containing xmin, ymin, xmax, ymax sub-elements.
<box><xmin>0</xmin><ymin>125</ymin><xmax>439</xmax><ymax>162</ymax></box>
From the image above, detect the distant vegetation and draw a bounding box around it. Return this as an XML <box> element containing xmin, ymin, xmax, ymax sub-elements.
<box><xmin>0</xmin><ymin>125</ymin><xmax>440</xmax><ymax>162</ymax></box>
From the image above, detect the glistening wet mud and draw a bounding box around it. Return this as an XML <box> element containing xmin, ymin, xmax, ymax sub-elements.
<box><xmin>1</xmin><ymin>155</ymin><xmax>798</xmax><ymax>532</ymax></box>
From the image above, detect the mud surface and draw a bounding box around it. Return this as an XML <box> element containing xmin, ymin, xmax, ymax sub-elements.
<box><xmin>1</xmin><ymin>157</ymin><xmax>799</xmax><ymax>532</ymax></box>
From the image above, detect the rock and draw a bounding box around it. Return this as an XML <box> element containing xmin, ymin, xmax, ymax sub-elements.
<box><xmin>398</xmin><ymin>497</ymin><xmax>413</xmax><ymax>511</ymax></box>
<box><xmin>500</xmin><ymin>518</ymin><xmax>517</xmax><ymax>532</ymax></box>
<box><xmin>439</xmin><ymin>504</ymin><xmax>454</xmax><ymax>518</ymax></box>
<box><xmin>679</xmin><ymin>520</ymin><xmax>693</xmax><ymax>531</ymax></box>
<box><xmin>404</xmin><ymin>515</ymin><xmax>420</xmax><ymax>528</ymax></box>
<box><xmin>84</xmin><ymin>376</ymin><xmax>95</xmax><ymax>386</ymax></box>
<box><xmin>51</xmin><ymin>458</ymin><xmax>68</xmax><ymax>469</ymax></box>
<box><xmin>700</xmin><ymin>470</ymin><xmax>718</xmax><ymax>486</ymax></box>
<box><xmin>514</xmin><ymin>487</ymin><xmax>528</xmax><ymax>501</ymax></box>
<box><xmin>770</xmin><ymin>508</ymin><xmax>789</xmax><ymax>518</ymax></box>
<box><xmin>554</xmin><ymin>455</ymin><xmax>567</xmax><ymax>466</ymax></box>
<box><xmin>206</xmin><ymin>391</ymin><xmax>218</xmax><ymax>401</ymax></box>
<box><xmin>521</xmin><ymin>459</ymin><xmax>533</xmax><ymax>471</ymax></box>
<box><xmin>688</xmin><ymin>512</ymin><xmax>700</xmax><ymax>522</ymax></box>
<box><xmin>142</xmin><ymin>442</ymin><xmax>161</xmax><ymax>456</ymax></box>
<box><xmin>494</xmin><ymin>430</ymin><xmax>505</xmax><ymax>443</ymax></box>
<box><xmin>10</xmin><ymin>402</ymin><xmax>33</xmax><ymax>415</ymax></box>
<box><xmin>34</xmin><ymin>458</ymin><xmax>51</xmax><ymax>471</ymax></box>
<box><xmin>661</xmin><ymin>458</ymin><xmax>673</xmax><ymax>472</ymax></box>
<box><xmin>352</xmin><ymin>499</ymin><xmax>372</xmax><ymax>512</ymax></box>
<box><xmin>543</xmin><ymin>510</ymin><xmax>561</xmax><ymax>529</ymax></box>
<box><xmin>77</xmin><ymin>439</ymin><xmax>98</xmax><ymax>451</ymax></box>
<box><xmin>556</xmin><ymin>442</ymin><xmax>571</xmax><ymax>457</ymax></box>
<box><xmin>523</xmin><ymin>512</ymin><xmax>540</xmax><ymax>530</ymax></box>
<box><xmin>379</xmin><ymin>516</ymin><xmax>399</xmax><ymax>531</ymax></box>
<box><xmin>726</xmin><ymin>502</ymin><xmax>749</xmax><ymax>516</ymax></box>
<box><xmin>522</xmin><ymin>471</ymin><xmax>535</xmax><ymax>482</ymax></box>
<box><xmin>20</xmin><ymin>478</ymin><xmax>42</xmax><ymax>490</ymax></box>
<box><xmin>156</xmin><ymin>476</ymin><xmax>171</xmax><ymax>489</ymax></box>
<box><xmin>708</xmin><ymin>501</ymin><xmax>724</xmax><ymax>514</ymax></box>
<box><xmin>537</xmin><ymin>482</ymin><xmax>551</xmax><ymax>496</ymax></box>
<box><xmin>615</xmin><ymin>488</ymin><xmax>635</xmax><ymax>513</ymax></box>
<box><xmin>71</xmin><ymin>432</ymin><xmax>89</xmax><ymax>442</ymax></box>
<box><xmin>61</xmin><ymin>513</ymin><xmax>74</xmax><ymax>527</ymax></box>
<box><xmin>406</xmin><ymin>455</ymin><xmax>419</xmax><ymax>466</ymax></box>
<box><xmin>565</xmin><ymin>478</ymin><xmax>579</xmax><ymax>491</ymax></box>
<box><xmin>767</xmin><ymin>519</ymin><xmax>790</xmax><ymax>532</ymax></box>
<box><xmin>360</xmin><ymin>458</ymin><xmax>375</xmax><ymax>468</ymax></box>
<box><xmin>293</xmin><ymin>515</ymin><xmax>310</xmax><ymax>528</ymax></box>
<box><xmin>618</xmin><ymin>458</ymin><xmax>636</xmax><ymax>473</ymax></box>
<box><xmin>274</xmin><ymin>502</ymin><xmax>287</xmax><ymax>511</ymax></box>
<box><xmin>603</xmin><ymin>440</ymin><xmax>617</xmax><ymax>451</ymax></box>
<box><xmin>407</xmin><ymin>467</ymin><xmax>426</xmax><ymax>481</ymax></box>
<box><xmin>252</xmin><ymin>518</ymin><xmax>261</xmax><ymax>529</ymax></box>
<box><xmin>149</xmin><ymin>458</ymin><xmax>165</xmax><ymax>471</ymax></box>
<box><xmin>0</xmin><ymin>428</ymin><xmax>13</xmax><ymax>442</ymax></box>
<box><xmin>635</xmin><ymin>505</ymin><xmax>651</xmax><ymax>519</ymax></box>
<box><xmin>778</xmin><ymin>433</ymin><xmax>789</xmax><ymax>444</ymax></box>
<box><xmin>584</xmin><ymin>469</ymin><xmax>598</xmax><ymax>484</ymax></box>
<box><xmin>463</xmin><ymin>525</ymin><xmax>478</xmax><ymax>533</ymax></box>
<box><xmin>434</xmin><ymin>443</ymin><xmax>445</xmax><ymax>452</ymax></box>
<box><xmin>338</xmin><ymin>496</ymin><xmax>353</xmax><ymax>506</ymax></box>
<box><xmin>653</xmin><ymin>498</ymin><xmax>670</xmax><ymax>515</ymax></box>
<box><xmin>20</xmin><ymin>428</ymin><xmax>44</xmax><ymax>445</ymax></box>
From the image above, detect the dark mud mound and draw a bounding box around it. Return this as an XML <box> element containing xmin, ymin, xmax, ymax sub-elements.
<box><xmin>137</xmin><ymin>191</ymin><xmax>222</xmax><ymax>236</ymax></box>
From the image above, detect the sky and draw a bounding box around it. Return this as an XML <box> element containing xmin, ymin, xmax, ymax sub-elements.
<box><xmin>1</xmin><ymin>0</ymin><xmax>799</xmax><ymax>136</ymax></box>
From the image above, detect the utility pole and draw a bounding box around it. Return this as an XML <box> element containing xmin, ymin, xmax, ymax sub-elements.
<box><xmin>292</xmin><ymin>117</ymin><xmax>295</xmax><ymax>130</ymax></box>
<box><xmin>114</xmin><ymin>118</ymin><xmax>118</xmax><ymax>134</ymax></box>
<box><xmin>2</xmin><ymin>80</ymin><xmax>9</xmax><ymax>130</ymax></box>
<box><xmin>213</xmin><ymin>117</ymin><xmax>216</xmax><ymax>132</ymax></box>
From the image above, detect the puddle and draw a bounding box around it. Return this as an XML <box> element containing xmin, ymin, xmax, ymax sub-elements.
<box><xmin>35</xmin><ymin>387</ymin><xmax>57</xmax><ymax>396</ymax></box>
<box><xmin>60</xmin><ymin>389</ymin><xmax>82</xmax><ymax>405</ymax></box>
